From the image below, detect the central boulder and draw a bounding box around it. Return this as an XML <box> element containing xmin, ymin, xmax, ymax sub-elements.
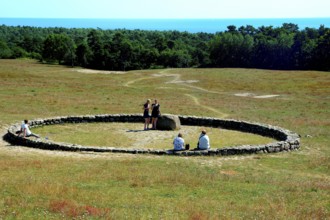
<box><xmin>156</xmin><ymin>114</ymin><xmax>181</xmax><ymax>130</ymax></box>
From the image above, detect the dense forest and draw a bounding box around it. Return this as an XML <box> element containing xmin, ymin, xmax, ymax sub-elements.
<box><xmin>0</xmin><ymin>23</ymin><xmax>329</xmax><ymax>71</ymax></box>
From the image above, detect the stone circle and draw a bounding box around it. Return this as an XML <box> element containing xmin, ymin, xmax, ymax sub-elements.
<box><xmin>4</xmin><ymin>114</ymin><xmax>300</xmax><ymax>156</ymax></box>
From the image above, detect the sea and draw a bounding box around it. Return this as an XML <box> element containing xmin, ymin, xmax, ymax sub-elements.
<box><xmin>1</xmin><ymin>18</ymin><xmax>330</xmax><ymax>33</ymax></box>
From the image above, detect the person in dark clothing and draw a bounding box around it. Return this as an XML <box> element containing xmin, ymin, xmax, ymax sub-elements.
<box><xmin>151</xmin><ymin>99</ymin><xmax>160</xmax><ymax>130</ymax></box>
<box><xmin>143</xmin><ymin>99</ymin><xmax>151</xmax><ymax>130</ymax></box>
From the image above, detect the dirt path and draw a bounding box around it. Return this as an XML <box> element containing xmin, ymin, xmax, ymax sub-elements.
<box><xmin>1</xmin><ymin>68</ymin><xmax>228</xmax><ymax>160</ymax></box>
<box><xmin>75</xmin><ymin>69</ymin><xmax>126</xmax><ymax>74</ymax></box>
<box><xmin>124</xmin><ymin>69</ymin><xmax>228</xmax><ymax>118</ymax></box>
<box><xmin>124</xmin><ymin>76</ymin><xmax>155</xmax><ymax>87</ymax></box>
<box><xmin>124</xmin><ymin>69</ymin><xmax>171</xmax><ymax>87</ymax></box>
<box><xmin>184</xmin><ymin>94</ymin><xmax>228</xmax><ymax>118</ymax></box>
<box><xmin>124</xmin><ymin>69</ymin><xmax>223</xmax><ymax>95</ymax></box>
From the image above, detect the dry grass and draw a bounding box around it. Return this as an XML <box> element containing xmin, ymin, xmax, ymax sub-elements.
<box><xmin>32</xmin><ymin>123</ymin><xmax>274</xmax><ymax>149</ymax></box>
<box><xmin>0</xmin><ymin>59</ymin><xmax>329</xmax><ymax>219</ymax></box>
<box><xmin>49</xmin><ymin>200</ymin><xmax>111</xmax><ymax>218</ymax></box>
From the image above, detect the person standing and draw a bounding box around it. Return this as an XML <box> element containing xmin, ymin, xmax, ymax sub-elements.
<box><xmin>151</xmin><ymin>99</ymin><xmax>160</xmax><ymax>130</ymax></box>
<box><xmin>197</xmin><ymin>129</ymin><xmax>210</xmax><ymax>150</ymax></box>
<box><xmin>143</xmin><ymin>99</ymin><xmax>151</xmax><ymax>130</ymax></box>
<box><xmin>173</xmin><ymin>133</ymin><xmax>185</xmax><ymax>151</ymax></box>
<box><xmin>22</xmin><ymin>119</ymin><xmax>40</xmax><ymax>138</ymax></box>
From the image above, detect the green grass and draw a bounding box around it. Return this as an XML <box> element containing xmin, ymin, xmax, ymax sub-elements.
<box><xmin>0</xmin><ymin>59</ymin><xmax>329</xmax><ymax>219</ymax></box>
<box><xmin>32</xmin><ymin>123</ymin><xmax>274</xmax><ymax>149</ymax></box>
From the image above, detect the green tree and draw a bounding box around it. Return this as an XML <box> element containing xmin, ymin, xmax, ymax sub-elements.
<box><xmin>104</xmin><ymin>32</ymin><xmax>134</xmax><ymax>70</ymax></box>
<box><xmin>10</xmin><ymin>46</ymin><xmax>28</xmax><ymax>58</ymax></box>
<box><xmin>273</xmin><ymin>33</ymin><xmax>295</xmax><ymax>69</ymax></box>
<box><xmin>239</xmin><ymin>25</ymin><xmax>257</xmax><ymax>36</ymax></box>
<box><xmin>87</xmin><ymin>30</ymin><xmax>105</xmax><ymax>68</ymax></box>
<box><xmin>42</xmin><ymin>34</ymin><xmax>74</xmax><ymax>64</ymax></box>
<box><xmin>154</xmin><ymin>34</ymin><xmax>168</xmax><ymax>52</ymax></box>
<box><xmin>76</xmin><ymin>41</ymin><xmax>91</xmax><ymax>67</ymax></box>
<box><xmin>0</xmin><ymin>40</ymin><xmax>12</xmax><ymax>58</ymax></box>
<box><xmin>209</xmin><ymin>33</ymin><xmax>253</xmax><ymax>67</ymax></box>
<box><xmin>292</xmin><ymin>30</ymin><xmax>317</xmax><ymax>69</ymax></box>
<box><xmin>314</xmin><ymin>30</ymin><xmax>330</xmax><ymax>70</ymax></box>
<box><xmin>159</xmin><ymin>49</ymin><xmax>191</xmax><ymax>68</ymax></box>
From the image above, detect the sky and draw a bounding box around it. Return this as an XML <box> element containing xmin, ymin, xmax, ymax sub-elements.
<box><xmin>1</xmin><ymin>0</ymin><xmax>330</xmax><ymax>19</ymax></box>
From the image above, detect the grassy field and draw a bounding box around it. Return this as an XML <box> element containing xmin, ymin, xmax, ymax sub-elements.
<box><xmin>0</xmin><ymin>59</ymin><xmax>329</xmax><ymax>219</ymax></box>
<box><xmin>32</xmin><ymin>123</ymin><xmax>275</xmax><ymax>149</ymax></box>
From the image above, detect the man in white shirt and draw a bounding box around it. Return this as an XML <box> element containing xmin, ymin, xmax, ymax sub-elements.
<box><xmin>197</xmin><ymin>130</ymin><xmax>210</xmax><ymax>150</ymax></box>
<box><xmin>173</xmin><ymin>133</ymin><xmax>185</xmax><ymax>151</ymax></box>
<box><xmin>15</xmin><ymin>121</ymin><xmax>24</xmax><ymax>136</ymax></box>
<box><xmin>22</xmin><ymin>120</ymin><xmax>40</xmax><ymax>138</ymax></box>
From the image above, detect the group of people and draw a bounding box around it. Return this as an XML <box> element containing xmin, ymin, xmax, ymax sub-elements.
<box><xmin>19</xmin><ymin>101</ymin><xmax>210</xmax><ymax>152</ymax></box>
<box><xmin>173</xmin><ymin>129</ymin><xmax>210</xmax><ymax>151</ymax></box>
<box><xmin>143</xmin><ymin>99</ymin><xmax>161</xmax><ymax>130</ymax></box>
<box><xmin>143</xmin><ymin>99</ymin><xmax>210</xmax><ymax>151</ymax></box>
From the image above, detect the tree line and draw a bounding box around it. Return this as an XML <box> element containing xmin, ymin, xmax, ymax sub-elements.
<box><xmin>0</xmin><ymin>23</ymin><xmax>329</xmax><ymax>71</ymax></box>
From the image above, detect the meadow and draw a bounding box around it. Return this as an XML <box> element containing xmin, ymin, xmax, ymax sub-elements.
<box><xmin>0</xmin><ymin>59</ymin><xmax>329</xmax><ymax>219</ymax></box>
<box><xmin>32</xmin><ymin>123</ymin><xmax>274</xmax><ymax>150</ymax></box>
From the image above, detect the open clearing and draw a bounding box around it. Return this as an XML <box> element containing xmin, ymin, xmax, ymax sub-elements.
<box><xmin>0</xmin><ymin>59</ymin><xmax>329</xmax><ymax>219</ymax></box>
<box><xmin>31</xmin><ymin>123</ymin><xmax>274</xmax><ymax>149</ymax></box>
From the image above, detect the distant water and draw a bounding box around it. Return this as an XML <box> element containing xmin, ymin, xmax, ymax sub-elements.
<box><xmin>1</xmin><ymin>18</ymin><xmax>329</xmax><ymax>33</ymax></box>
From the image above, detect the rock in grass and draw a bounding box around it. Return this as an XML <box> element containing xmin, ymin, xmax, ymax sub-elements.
<box><xmin>157</xmin><ymin>114</ymin><xmax>181</xmax><ymax>130</ymax></box>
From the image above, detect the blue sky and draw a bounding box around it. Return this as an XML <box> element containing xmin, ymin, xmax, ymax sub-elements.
<box><xmin>2</xmin><ymin>0</ymin><xmax>330</xmax><ymax>18</ymax></box>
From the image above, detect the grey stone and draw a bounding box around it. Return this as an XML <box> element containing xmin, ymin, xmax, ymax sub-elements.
<box><xmin>156</xmin><ymin>114</ymin><xmax>181</xmax><ymax>130</ymax></box>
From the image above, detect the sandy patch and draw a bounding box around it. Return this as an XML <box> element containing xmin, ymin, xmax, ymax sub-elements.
<box><xmin>253</xmin><ymin>95</ymin><xmax>280</xmax><ymax>99</ymax></box>
<box><xmin>220</xmin><ymin>170</ymin><xmax>238</xmax><ymax>176</ymax></box>
<box><xmin>151</xmin><ymin>73</ymin><xmax>199</xmax><ymax>84</ymax></box>
<box><xmin>158</xmin><ymin>87</ymin><xmax>191</xmax><ymax>91</ymax></box>
<box><xmin>152</xmin><ymin>73</ymin><xmax>176</xmax><ymax>77</ymax></box>
<box><xmin>235</xmin><ymin>93</ymin><xmax>280</xmax><ymax>99</ymax></box>
<box><xmin>166</xmin><ymin>80</ymin><xmax>199</xmax><ymax>84</ymax></box>
<box><xmin>74</xmin><ymin>69</ymin><xmax>126</xmax><ymax>75</ymax></box>
<box><xmin>124</xmin><ymin>125</ymin><xmax>202</xmax><ymax>149</ymax></box>
<box><xmin>234</xmin><ymin>93</ymin><xmax>255</xmax><ymax>97</ymax></box>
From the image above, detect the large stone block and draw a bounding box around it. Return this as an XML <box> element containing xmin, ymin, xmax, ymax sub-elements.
<box><xmin>157</xmin><ymin>114</ymin><xmax>181</xmax><ymax>130</ymax></box>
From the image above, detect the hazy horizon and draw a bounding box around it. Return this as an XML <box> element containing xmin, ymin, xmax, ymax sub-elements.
<box><xmin>2</xmin><ymin>17</ymin><xmax>330</xmax><ymax>19</ymax></box>
<box><xmin>2</xmin><ymin>17</ymin><xmax>329</xmax><ymax>33</ymax></box>
<box><xmin>1</xmin><ymin>0</ymin><xmax>329</xmax><ymax>19</ymax></box>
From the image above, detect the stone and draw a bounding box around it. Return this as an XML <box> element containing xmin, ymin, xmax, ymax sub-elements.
<box><xmin>156</xmin><ymin>114</ymin><xmax>181</xmax><ymax>130</ymax></box>
<box><xmin>5</xmin><ymin>114</ymin><xmax>300</xmax><ymax>156</ymax></box>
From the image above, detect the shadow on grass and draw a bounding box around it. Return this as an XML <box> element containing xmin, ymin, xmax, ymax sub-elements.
<box><xmin>126</xmin><ymin>129</ymin><xmax>147</xmax><ymax>133</ymax></box>
<box><xmin>2</xmin><ymin>133</ymin><xmax>14</xmax><ymax>147</ymax></box>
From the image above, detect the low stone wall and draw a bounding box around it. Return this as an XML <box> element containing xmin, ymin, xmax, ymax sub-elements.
<box><xmin>4</xmin><ymin>114</ymin><xmax>300</xmax><ymax>156</ymax></box>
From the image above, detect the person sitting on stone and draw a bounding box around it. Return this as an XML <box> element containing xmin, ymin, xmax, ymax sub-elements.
<box><xmin>173</xmin><ymin>133</ymin><xmax>185</xmax><ymax>151</ymax></box>
<box><xmin>197</xmin><ymin>129</ymin><xmax>210</xmax><ymax>150</ymax></box>
<box><xmin>15</xmin><ymin>120</ymin><xmax>25</xmax><ymax>136</ymax></box>
<box><xmin>22</xmin><ymin>119</ymin><xmax>40</xmax><ymax>138</ymax></box>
